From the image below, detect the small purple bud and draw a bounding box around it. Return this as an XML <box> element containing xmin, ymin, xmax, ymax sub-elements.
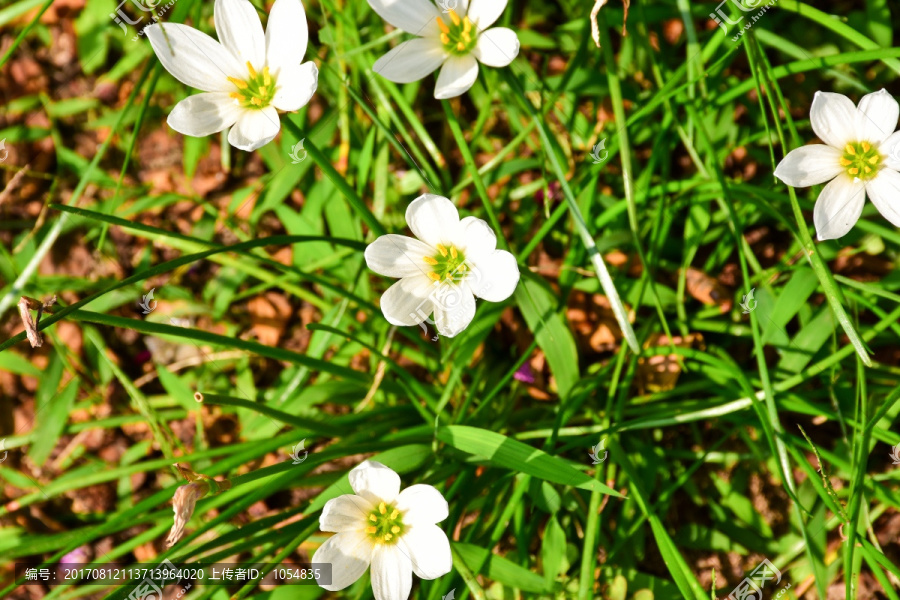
<box><xmin>514</xmin><ymin>362</ymin><xmax>535</xmax><ymax>384</ymax></box>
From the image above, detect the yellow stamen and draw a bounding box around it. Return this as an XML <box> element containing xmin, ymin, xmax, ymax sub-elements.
<box><xmin>423</xmin><ymin>256</ymin><xmax>438</xmax><ymax>265</ymax></box>
<box><xmin>427</xmin><ymin>272</ymin><xmax>442</xmax><ymax>282</ymax></box>
<box><xmin>848</xmin><ymin>167</ymin><xmax>859</xmax><ymax>175</ymax></box>
<box><xmin>441</xmin><ymin>33</ymin><xmax>450</xmax><ymax>44</ymax></box>
<box><xmin>868</xmin><ymin>155</ymin><xmax>879</xmax><ymax>165</ymax></box>
<box><xmin>379</xmin><ymin>502</ymin><xmax>387</xmax><ymax>514</ymax></box>
<box><xmin>457</xmin><ymin>42</ymin><xmax>466</xmax><ymax>51</ymax></box>
<box><xmin>463</xmin><ymin>17</ymin><xmax>472</xmax><ymax>33</ymax></box>
<box><xmin>366</xmin><ymin>526</ymin><xmax>377</xmax><ymax>534</ymax></box>
<box><xmin>845</xmin><ymin>144</ymin><xmax>857</xmax><ymax>155</ymax></box>
<box><xmin>228</xmin><ymin>76</ymin><xmax>248</xmax><ymax>90</ymax></box>
<box><xmin>229</xmin><ymin>92</ymin><xmax>242</xmax><ymax>101</ymax></box>
<box><xmin>263</xmin><ymin>66</ymin><xmax>271</xmax><ymax>86</ymax></box>
<box><xmin>369</xmin><ymin>514</ymin><xmax>378</xmax><ymax>522</ymax></box>
<box><xmin>436</xmin><ymin>17</ymin><xmax>450</xmax><ymax>33</ymax></box>
<box><xmin>839</xmin><ymin>157</ymin><xmax>852</xmax><ymax>166</ymax></box>
<box><xmin>461</xmin><ymin>31</ymin><xmax>471</xmax><ymax>43</ymax></box>
<box><xmin>861</xmin><ymin>141</ymin><xmax>871</xmax><ymax>152</ymax></box>
<box><xmin>384</xmin><ymin>533</ymin><xmax>392</xmax><ymax>541</ymax></box>
<box><xmin>391</xmin><ymin>525</ymin><xmax>401</xmax><ymax>533</ymax></box>
<box><xmin>390</xmin><ymin>510</ymin><xmax>399</xmax><ymax>519</ymax></box>
<box><xmin>448</xmin><ymin>9</ymin><xmax>460</xmax><ymax>25</ymax></box>
<box><xmin>251</xmin><ymin>97</ymin><xmax>262</xmax><ymax>106</ymax></box>
<box><xmin>246</xmin><ymin>61</ymin><xmax>257</xmax><ymax>78</ymax></box>
<box><xmin>450</xmin><ymin>247</ymin><xmax>458</xmax><ymax>259</ymax></box>
<box><xmin>436</xmin><ymin>244</ymin><xmax>448</xmax><ymax>257</ymax></box>
<box><xmin>864</xmin><ymin>165</ymin><xmax>873</xmax><ymax>174</ymax></box>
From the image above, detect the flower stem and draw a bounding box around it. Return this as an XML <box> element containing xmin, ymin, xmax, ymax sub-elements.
<box><xmin>750</xmin><ymin>38</ymin><xmax>872</xmax><ymax>367</ymax></box>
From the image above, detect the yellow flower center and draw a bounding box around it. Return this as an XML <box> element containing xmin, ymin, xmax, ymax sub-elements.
<box><xmin>423</xmin><ymin>243</ymin><xmax>468</xmax><ymax>283</ymax></box>
<box><xmin>436</xmin><ymin>10</ymin><xmax>477</xmax><ymax>55</ymax></box>
<box><xmin>839</xmin><ymin>141</ymin><xmax>882</xmax><ymax>181</ymax></box>
<box><xmin>365</xmin><ymin>502</ymin><xmax>405</xmax><ymax>545</ymax></box>
<box><xmin>228</xmin><ymin>61</ymin><xmax>277</xmax><ymax>110</ymax></box>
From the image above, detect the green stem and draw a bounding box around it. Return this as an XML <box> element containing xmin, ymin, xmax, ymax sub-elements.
<box><xmin>500</xmin><ymin>70</ymin><xmax>640</xmax><ymax>353</ymax></box>
<box><xmin>284</xmin><ymin>118</ymin><xmax>386</xmax><ymax>236</ymax></box>
<box><xmin>750</xmin><ymin>39</ymin><xmax>872</xmax><ymax>367</ymax></box>
<box><xmin>441</xmin><ymin>100</ymin><xmax>507</xmax><ymax>249</ymax></box>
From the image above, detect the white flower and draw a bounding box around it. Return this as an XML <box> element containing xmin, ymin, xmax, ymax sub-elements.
<box><xmin>364</xmin><ymin>194</ymin><xmax>519</xmax><ymax>337</ymax></box>
<box><xmin>774</xmin><ymin>89</ymin><xmax>900</xmax><ymax>240</ymax></box>
<box><xmin>367</xmin><ymin>0</ymin><xmax>519</xmax><ymax>99</ymax></box>
<box><xmin>312</xmin><ymin>460</ymin><xmax>452</xmax><ymax>600</ymax></box>
<box><xmin>146</xmin><ymin>0</ymin><xmax>318</xmax><ymax>152</ymax></box>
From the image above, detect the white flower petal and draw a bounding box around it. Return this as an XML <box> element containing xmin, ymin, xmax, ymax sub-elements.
<box><xmin>166</xmin><ymin>92</ymin><xmax>243</xmax><ymax>137</ymax></box>
<box><xmin>227</xmin><ymin>106</ymin><xmax>280</xmax><ymax>151</ymax></box>
<box><xmin>813</xmin><ymin>175</ymin><xmax>866</xmax><ymax>241</ymax></box>
<box><xmin>466</xmin><ymin>0</ymin><xmax>508</xmax><ymax>29</ymax></box>
<box><xmin>432</xmin><ymin>285</ymin><xmax>476</xmax><ymax>337</ymax></box>
<box><xmin>405</xmin><ymin>194</ymin><xmax>460</xmax><ymax>247</ymax></box>
<box><xmin>373</xmin><ymin>38</ymin><xmax>447</xmax><ymax>83</ymax></box>
<box><xmin>880</xmin><ymin>130</ymin><xmax>900</xmax><ymax>170</ymax></box>
<box><xmin>272</xmin><ymin>62</ymin><xmax>318</xmax><ymax>112</ymax></box>
<box><xmin>469</xmin><ymin>250</ymin><xmax>519</xmax><ymax>302</ymax></box>
<box><xmin>434</xmin><ymin>54</ymin><xmax>479</xmax><ymax>99</ymax></box>
<box><xmin>146</xmin><ymin>23</ymin><xmax>244</xmax><ymax>92</ymax></box>
<box><xmin>366</xmin><ymin>235</ymin><xmax>435</xmax><ymax>279</ymax></box>
<box><xmin>367</xmin><ymin>0</ymin><xmax>441</xmax><ymax>36</ymax></box>
<box><xmin>311</xmin><ymin>530</ymin><xmax>373</xmax><ymax>591</ymax></box>
<box><xmin>458</xmin><ymin>216</ymin><xmax>497</xmax><ymax>257</ymax></box>
<box><xmin>380</xmin><ymin>275</ymin><xmax>437</xmax><ymax>327</ymax></box>
<box><xmin>349</xmin><ymin>460</ymin><xmax>402</xmax><ymax>504</ymax></box>
<box><xmin>810</xmin><ymin>91</ymin><xmax>859</xmax><ymax>149</ymax></box>
<box><xmin>395</xmin><ymin>484</ymin><xmax>449</xmax><ymax>525</ymax></box>
<box><xmin>320</xmin><ymin>494</ymin><xmax>373</xmax><ymax>533</ymax></box>
<box><xmin>215</xmin><ymin>0</ymin><xmax>266</xmax><ymax>69</ymax></box>
<box><xmin>400</xmin><ymin>524</ymin><xmax>452</xmax><ymax>580</ymax></box>
<box><xmin>472</xmin><ymin>27</ymin><xmax>519</xmax><ymax>67</ymax></box>
<box><xmin>370</xmin><ymin>544</ymin><xmax>413</xmax><ymax>600</ymax></box>
<box><xmin>265</xmin><ymin>0</ymin><xmax>310</xmax><ymax>75</ymax></box>
<box><xmin>856</xmin><ymin>89</ymin><xmax>899</xmax><ymax>145</ymax></box>
<box><xmin>866</xmin><ymin>168</ymin><xmax>900</xmax><ymax>227</ymax></box>
<box><xmin>773</xmin><ymin>144</ymin><xmax>843</xmax><ymax>188</ymax></box>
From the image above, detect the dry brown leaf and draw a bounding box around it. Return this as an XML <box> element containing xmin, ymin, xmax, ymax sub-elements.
<box><xmin>684</xmin><ymin>267</ymin><xmax>731</xmax><ymax>312</ymax></box>
<box><xmin>636</xmin><ymin>333</ymin><xmax>704</xmax><ymax>394</ymax></box>
<box><xmin>248</xmin><ymin>292</ymin><xmax>293</xmax><ymax>347</ymax></box>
